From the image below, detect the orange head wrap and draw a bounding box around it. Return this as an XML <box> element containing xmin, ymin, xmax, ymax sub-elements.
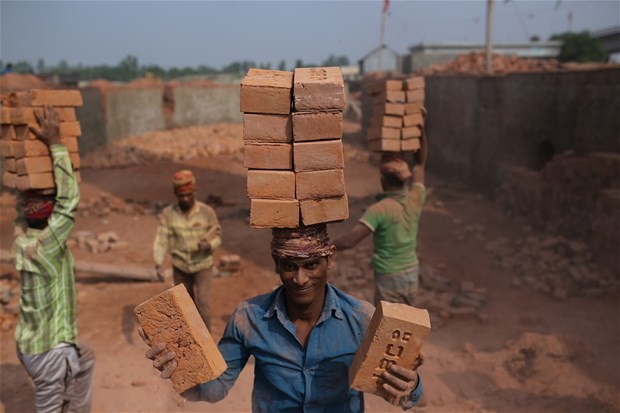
<box><xmin>173</xmin><ymin>170</ymin><xmax>196</xmax><ymax>194</ymax></box>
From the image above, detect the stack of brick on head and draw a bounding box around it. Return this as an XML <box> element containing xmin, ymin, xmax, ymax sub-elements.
<box><xmin>5</xmin><ymin>102</ymin><xmax>95</xmax><ymax>413</ymax></box>
<box><xmin>139</xmin><ymin>67</ymin><xmax>426</xmax><ymax>413</ymax></box>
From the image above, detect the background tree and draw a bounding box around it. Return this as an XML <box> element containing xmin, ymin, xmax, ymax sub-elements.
<box><xmin>550</xmin><ymin>31</ymin><xmax>607</xmax><ymax>62</ymax></box>
<box><xmin>277</xmin><ymin>60</ymin><xmax>286</xmax><ymax>71</ymax></box>
<box><xmin>322</xmin><ymin>54</ymin><xmax>350</xmax><ymax>67</ymax></box>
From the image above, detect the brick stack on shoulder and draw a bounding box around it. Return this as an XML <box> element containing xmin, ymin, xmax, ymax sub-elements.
<box><xmin>1</xmin><ymin>89</ymin><xmax>83</xmax><ymax>191</ymax></box>
<box><xmin>241</xmin><ymin>67</ymin><xmax>349</xmax><ymax>228</ymax></box>
<box><xmin>367</xmin><ymin>76</ymin><xmax>425</xmax><ymax>153</ymax></box>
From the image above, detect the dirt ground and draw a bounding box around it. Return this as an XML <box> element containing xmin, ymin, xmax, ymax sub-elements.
<box><xmin>1</xmin><ymin>121</ymin><xmax>618</xmax><ymax>413</ymax></box>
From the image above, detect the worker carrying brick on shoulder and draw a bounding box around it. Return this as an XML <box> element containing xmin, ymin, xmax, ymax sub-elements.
<box><xmin>334</xmin><ymin>122</ymin><xmax>428</xmax><ymax>307</ymax></box>
<box><xmin>153</xmin><ymin>169</ymin><xmax>221</xmax><ymax>330</ymax></box>
<box><xmin>140</xmin><ymin>224</ymin><xmax>424</xmax><ymax>412</ymax></box>
<box><xmin>13</xmin><ymin>106</ymin><xmax>95</xmax><ymax>413</ymax></box>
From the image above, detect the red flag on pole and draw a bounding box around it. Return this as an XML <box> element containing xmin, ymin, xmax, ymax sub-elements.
<box><xmin>383</xmin><ymin>0</ymin><xmax>390</xmax><ymax>13</ymax></box>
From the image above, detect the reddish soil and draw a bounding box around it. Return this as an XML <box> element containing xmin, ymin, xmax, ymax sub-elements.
<box><xmin>0</xmin><ymin>121</ymin><xmax>618</xmax><ymax>413</ymax></box>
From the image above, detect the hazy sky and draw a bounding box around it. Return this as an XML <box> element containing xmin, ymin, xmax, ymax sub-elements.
<box><xmin>1</xmin><ymin>1</ymin><xmax>618</xmax><ymax>69</ymax></box>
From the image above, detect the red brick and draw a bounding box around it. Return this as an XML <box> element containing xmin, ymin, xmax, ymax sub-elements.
<box><xmin>0</xmin><ymin>141</ymin><xmax>15</xmax><ymax>157</ymax></box>
<box><xmin>11</xmin><ymin>107</ymin><xmax>77</xmax><ymax>124</ymax></box>
<box><xmin>13</xmin><ymin>138</ymin><xmax>79</xmax><ymax>158</ymax></box>
<box><xmin>367</xmin><ymin>80</ymin><xmax>404</xmax><ymax>94</ymax></box>
<box><xmin>134</xmin><ymin>284</ymin><xmax>227</xmax><ymax>393</ymax></box>
<box><xmin>373</xmin><ymin>90</ymin><xmax>406</xmax><ymax>103</ymax></box>
<box><xmin>1</xmin><ymin>125</ymin><xmax>16</xmax><ymax>140</ymax></box>
<box><xmin>403</xmin><ymin>113</ymin><xmax>424</xmax><ymax>127</ymax></box>
<box><xmin>293</xmin><ymin>140</ymin><xmax>344</xmax><ymax>172</ymax></box>
<box><xmin>296</xmin><ymin>169</ymin><xmax>346</xmax><ymax>200</ymax></box>
<box><xmin>293</xmin><ymin>67</ymin><xmax>345</xmax><ymax>111</ymax></box>
<box><xmin>240</xmin><ymin>69</ymin><xmax>293</xmax><ymax>115</ymax></box>
<box><xmin>370</xmin><ymin>115</ymin><xmax>402</xmax><ymax>129</ymax></box>
<box><xmin>401</xmin><ymin>138</ymin><xmax>421</xmax><ymax>152</ymax></box>
<box><xmin>16</xmin><ymin>154</ymin><xmax>80</xmax><ymax>175</ymax></box>
<box><xmin>2</xmin><ymin>171</ymin><xmax>17</xmax><ymax>189</ymax></box>
<box><xmin>17</xmin><ymin>121</ymin><xmax>81</xmax><ymax>140</ymax></box>
<box><xmin>3</xmin><ymin>157</ymin><xmax>16</xmax><ymax>173</ymax></box>
<box><xmin>243</xmin><ymin>143</ymin><xmax>292</xmax><ymax>170</ymax></box>
<box><xmin>369</xmin><ymin>139</ymin><xmax>400</xmax><ymax>152</ymax></box>
<box><xmin>16</xmin><ymin>172</ymin><xmax>55</xmax><ymax>190</ymax></box>
<box><xmin>404</xmin><ymin>77</ymin><xmax>425</xmax><ymax>90</ymax></box>
<box><xmin>1</xmin><ymin>107</ymin><xmax>11</xmax><ymax>124</ymax></box>
<box><xmin>405</xmin><ymin>102</ymin><xmax>424</xmax><ymax>115</ymax></box>
<box><xmin>243</xmin><ymin>114</ymin><xmax>292</xmax><ymax>143</ymax></box>
<box><xmin>250</xmin><ymin>199</ymin><xmax>299</xmax><ymax>228</ymax></box>
<box><xmin>300</xmin><ymin>195</ymin><xmax>349</xmax><ymax>225</ymax></box>
<box><xmin>292</xmin><ymin>111</ymin><xmax>343</xmax><ymax>142</ymax></box>
<box><xmin>405</xmin><ymin>90</ymin><xmax>425</xmax><ymax>103</ymax></box>
<box><xmin>402</xmin><ymin>126</ymin><xmax>422</xmax><ymax>139</ymax></box>
<box><xmin>247</xmin><ymin>170</ymin><xmax>295</xmax><ymax>199</ymax></box>
<box><xmin>374</xmin><ymin>102</ymin><xmax>405</xmax><ymax>117</ymax></box>
<box><xmin>349</xmin><ymin>301</ymin><xmax>431</xmax><ymax>397</ymax></box>
<box><xmin>9</xmin><ymin>90</ymin><xmax>83</xmax><ymax>107</ymax></box>
<box><xmin>368</xmin><ymin>127</ymin><xmax>400</xmax><ymax>141</ymax></box>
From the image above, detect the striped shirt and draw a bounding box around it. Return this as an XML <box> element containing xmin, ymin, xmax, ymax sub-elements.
<box><xmin>13</xmin><ymin>145</ymin><xmax>80</xmax><ymax>355</ymax></box>
<box><xmin>153</xmin><ymin>201</ymin><xmax>221</xmax><ymax>273</ymax></box>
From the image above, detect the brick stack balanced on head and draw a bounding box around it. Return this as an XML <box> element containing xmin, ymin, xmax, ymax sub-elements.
<box><xmin>241</xmin><ymin>67</ymin><xmax>349</xmax><ymax>228</ymax></box>
<box><xmin>367</xmin><ymin>76</ymin><xmax>425</xmax><ymax>153</ymax></box>
<box><xmin>0</xmin><ymin>89</ymin><xmax>82</xmax><ymax>191</ymax></box>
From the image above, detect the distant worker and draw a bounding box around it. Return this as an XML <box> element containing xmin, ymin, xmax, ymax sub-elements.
<box><xmin>334</xmin><ymin>119</ymin><xmax>428</xmax><ymax>306</ymax></box>
<box><xmin>153</xmin><ymin>170</ymin><xmax>221</xmax><ymax>330</ymax></box>
<box><xmin>13</xmin><ymin>106</ymin><xmax>95</xmax><ymax>413</ymax></box>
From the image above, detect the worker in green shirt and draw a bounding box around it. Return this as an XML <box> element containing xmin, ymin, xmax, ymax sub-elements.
<box><xmin>13</xmin><ymin>106</ymin><xmax>95</xmax><ymax>413</ymax></box>
<box><xmin>334</xmin><ymin>125</ymin><xmax>428</xmax><ymax>307</ymax></box>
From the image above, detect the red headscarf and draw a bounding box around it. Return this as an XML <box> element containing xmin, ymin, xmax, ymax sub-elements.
<box><xmin>173</xmin><ymin>170</ymin><xmax>196</xmax><ymax>194</ymax></box>
<box><xmin>271</xmin><ymin>224</ymin><xmax>335</xmax><ymax>259</ymax></box>
<box><xmin>22</xmin><ymin>192</ymin><xmax>55</xmax><ymax>220</ymax></box>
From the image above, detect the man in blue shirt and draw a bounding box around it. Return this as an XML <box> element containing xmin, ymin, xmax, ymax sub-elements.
<box><xmin>141</xmin><ymin>224</ymin><xmax>424</xmax><ymax>412</ymax></box>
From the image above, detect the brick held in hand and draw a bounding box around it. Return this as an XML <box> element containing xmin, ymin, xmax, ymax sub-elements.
<box><xmin>296</xmin><ymin>169</ymin><xmax>346</xmax><ymax>200</ymax></box>
<box><xmin>8</xmin><ymin>89</ymin><xmax>83</xmax><ymax>107</ymax></box>
<box><xmin>293</xmin><ymin>140</ymin><xmax>344</xmax><ymax>172</ymax></box>
<box><xmin>292</xmin><ymin>111</ymin><xmax>343</xmax><ymax>142</ymax></box>
<box><xmin>300</xmin><ymin>195</ymin><xmax>349</xmax><ymax>225</ymax></box>
<box><xmin>401</xmin><ymin>138</ymin><xmax>421</xmax><ymax>152</ymax></box>
<box><xmin>349</xmin><ymin>301</ymin><xmax>431</xmax><ymax>397</ymax></box>
<box><xmin>250</xmin><ymin>199</ymin><xmax>300</xmax><ymax>228</ymax></box>
<box><xmin>247</xmin><ymin>170</ymin><xmax>296</xmax><ymax>200</ymax></box>
<box><xmin>240</xmin><ymin>69</ymin><xmax>293</xmax><ymax>115</ymax></box>
<box><xmin>243</xmin><ymin>113</ymin><xmax>292</xmax><ymax>143</ymax></box>
<box><xmin>293</xmin><ymin>67</ymin><xmax>345</xmax><ymax>112</ymax></box>
<box><xmin>369</xmin><ymin>139</ymin><xmax>400</xmax><ymax>153</ymax></box>
<box><xmin>243</xmin><ymin>143</ymin><xmax>292</xmax><ymax>170</ymax></box>
<box><xmin>134</xmin><ymin>284</ymin><xmax>227</xmax><ymax>393</ymax></box>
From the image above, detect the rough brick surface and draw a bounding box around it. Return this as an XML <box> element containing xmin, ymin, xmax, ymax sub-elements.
<box><xmin>250</xmin><ymin>199</ymin><xmax>299</xmax><ymax>228</ymax></box>
<box><xmin>374</xmin><ymin>102</ymin><xmax>405</xmax><ymax>117</ymax></box>
<box><xmin>11</xmin><ymin>107</ymin><xmax>77</xmax><ymax>124</ymax></box>
<box><xmin>4</xmin><ymin>158</ymin><xmax>16</xmax><ymax>173</ymax></box>
<box><xmin>293</xmin><ymin>67</ymin><xmax>345</xmax><ymax>111</ymax></box>
<box><xmin>13</xmin><ymin>138</ymin><xmax>79</xmax><ymax>158</ymax></box>
<box><xmin>374</xmin><ymin>90</ymin><xmax>406</xmax><ymax>103</ymax></box>
<box><xmin>368</xmin><ymin>127</ymin><xmax>400</xmax><ymax>141</ymax></box>
<box><xmin>402</xmin><ymin>127</ymin><xmax>422</xmax><ymax>139</ymax></box>
<box><xmin>349</xmin><ymin>301</ymin><xmax>431</xmax><ymax>398</ymax></box>
<box><xmin>1</xmin><ymin>125</ymin><xmax>16</xmax><ymax>140</ymax></box>
<box><xmin>300</xmin><ymin>195</ymin><xmax>349</xmax><ymax>225</ymax></box>
<box><xmin>368</xmin><ymin>80</ymin><xmax>404</xmax><ymax>94</ymax></box>
<box><xmin>9</xmin><ymin>90</ymin><xmax>83</xmax><ymax>107</ymax></box>
<box><xmin>243</xmin><ymin>143</ymin><xmax>292</xmax><ymax>170</ymax></box>
<box><xmin>404</xmin><ymin>77</ymin><xmax>425</xmax><ymax>90</ymax></box>
<box><xmin>16</xmin><ymin>154</ymin><xmax>80</xmax><ymax>176</ymax></box>
<box><xmin>16</xmin><ymin>172</ymin><xmax>55</xmax><ymax>190</ymax></box>
<box><xmin>369</xmin><ymin>139</ymin><xmax>400</xmax><ymax>152</ymax></box>
<box><xmin>240</xmin><ymin>69</ymin><xmax>293</xmax><ymax>115</ymax></box>
<box><xmin>370</xmin><ymin>115</ymin><xmax>403</xmax><ymax>129</ymax></box>
<box><xmin>292</xmin><ymin>111</ymin><xmax>343</xmax><ymax>142</ymax></box>
<box><xmin>19</xmin><ymin>122</ymin><xmax>82</xmax><ymax>140</ymax></box>
<box><xmin>406</xmin><ymin>90</ymin><xmax>425</xmax><ymax>103</ymax></box>
<box><xmin>293</xmin><ymin>140</ymin><xmax>344</xmax><ymax>172</ymax></box>
<box><xmin>405</xmin><ymin>102</ymin><xmax>424</xmax><ymax>115</ymax></box>
<box><xmin>296</xmin><ymin>169</ymin><xmax>346</xmax><ymax>200</ymax></box>
<box><xmin>0</xmin><ymin>141</ymin><xmax>15</xmax><ymax>157</ymax></box>
<box><xmin>403</xmin><ymin>113</ymin><xmax>424</xmax><ymax>127</ymax></box>
<box><xmin>1</xmin><ymin>107</ymin><xmax>11</xmax><ymax>124</ymax></box>
<box><xmin>134</xmin><ymin>284</ymin><xmax>227</xmax><ymax>393</ymax></box>
<box><xmin>2</xmin><ymin>172</ymin><xmax>17</xmax><ymax>189</ymax></box>
<box><xmin>401</xmin><ymin>138</ymin><xmax>421</xmax><ymax>152</ymax></box>
<box><xmin>247</xmin><ymin>170</ymin><xmax>296</xmax><ymax>199</ymax></box>
<box><xmin>243</xmin><ymin>114</ymin><xmax>292</xmax><ymax>143</ymax></box>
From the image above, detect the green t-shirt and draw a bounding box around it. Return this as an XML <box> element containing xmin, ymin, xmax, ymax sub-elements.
<box><xmin>360</xmin><ymin>184</ymin><xmax>426</xmax><ymax>275</ymax></box>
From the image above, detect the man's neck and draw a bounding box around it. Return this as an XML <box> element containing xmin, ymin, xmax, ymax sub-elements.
<box><xmin>178</xmin><ymin>202</ymin><xmax>196</xmax><ymax>214</ymax></box>
<box><xmin>286</xmin><ymin>292</ymin><xmax>326</xmax><ymax>324</ymax></box>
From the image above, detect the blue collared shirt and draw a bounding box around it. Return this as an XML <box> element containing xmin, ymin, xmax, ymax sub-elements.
<box><xmin>198</xmin><ymin>284</ymin><xmax>424</xmax><ymax>412</ymax></box>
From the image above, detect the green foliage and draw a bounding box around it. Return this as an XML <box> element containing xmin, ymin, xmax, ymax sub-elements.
<box><xmin>322</xmin><ymin>54</ymin><xmax>350</xmax><ymax>67</ymax></box>
<box><xmin>550</xmin><ymin>31</ymin><xmax>607</xmax><ymax>62</ymax></box>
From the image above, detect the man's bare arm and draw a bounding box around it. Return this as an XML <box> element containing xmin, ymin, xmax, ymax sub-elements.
<box><xmin>333</xmin><ymin>223</ymin><xmax>372</xmax><ymax>251</ymax></box>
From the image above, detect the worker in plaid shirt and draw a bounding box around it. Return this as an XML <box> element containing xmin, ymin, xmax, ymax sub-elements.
<box><xmin>153</xmin><ymin>170</ymin><xmax>221</xmax><ymax>330</ymax></box>
<box><xmin>13</xmin><ymin>106</ymin><xmax>94</xmax><ymax>413</ymax></box>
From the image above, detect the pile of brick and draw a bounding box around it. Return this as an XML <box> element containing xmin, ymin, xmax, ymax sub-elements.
<box><xmin>67</xmin><ymin>230</ymin><xmax>128</xmax><ymax>254</ymax></box>
<box><xmin>1</xmin><ymin>90</ymin><xmax>83</xmax><ymax>190</ymax></box>
<box><xmin>496</xmin><ymin>152</ymin><xmax>620</xmax><ymax>273</ymax></box>
<box><xmin>241</xmin><ymin>67</ymin><xmax>348</xmax><ymax>228</ymax></box>
<box><xmin>417</xmin><ymin>52</ymin><xmax>561</xmax><ymax>75</ymax></box>
<box><xmin>366</xmin><ymin>77</ymin><xmax>425</xmax><ymax>153</ymax></box>
<box><xmin>78</xmin><ymin>193</ymin><xmax>164</xmax><ymax>218</ymax></box>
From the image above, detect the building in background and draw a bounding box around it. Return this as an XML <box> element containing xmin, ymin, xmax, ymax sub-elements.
<box><xmin>358</xmin><ymin>44</ymin><xmax>402</xmax><ymax>75</ymax></box>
